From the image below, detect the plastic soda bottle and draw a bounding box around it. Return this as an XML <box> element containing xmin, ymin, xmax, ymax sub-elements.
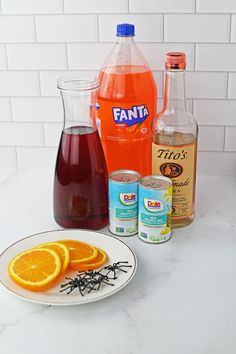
<box><xmin>97</xmin><ymin>23</ymin><xmax>157</xmax><ymax>176</ymax></box>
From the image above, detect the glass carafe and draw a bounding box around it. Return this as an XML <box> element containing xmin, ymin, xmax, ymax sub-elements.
<box><xmin>53</xmin><ymin>77</ymin><xmax>108</xmax><ymax>229</ymax></box>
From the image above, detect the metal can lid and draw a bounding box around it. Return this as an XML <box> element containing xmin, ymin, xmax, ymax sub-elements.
<box><xmin>139</xmin><ymin>175</ymin><xmax>172</xmax><ymax>190</ymax></box>
<box><xmin>109</xmin><ymin>169</ymin><xmax>141</xmax><ymax>183</ymax></box>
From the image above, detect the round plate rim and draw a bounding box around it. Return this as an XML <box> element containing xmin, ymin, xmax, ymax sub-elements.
<box><xmin>0</xmin><ymin>229</ymin><xmax>137</xmax><ymax>306</ymax></box>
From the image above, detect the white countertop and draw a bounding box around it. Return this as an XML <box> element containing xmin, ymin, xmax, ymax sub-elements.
<box><xmin>0</xmin><ymin>168</ymin><xmax>235</xmax><ymax>354</ymax></box>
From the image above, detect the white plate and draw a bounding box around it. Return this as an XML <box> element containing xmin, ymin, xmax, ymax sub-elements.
<box><xmin>0</xmin><ymin>229</ymin><xmax>137</xmax><ymax>306</ymax></box>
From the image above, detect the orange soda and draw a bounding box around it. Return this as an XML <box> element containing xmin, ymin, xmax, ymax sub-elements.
<box><xmin>97</xmin><ymin>24</ymin><xmax>157</xmax><ymax>176</ymax></box>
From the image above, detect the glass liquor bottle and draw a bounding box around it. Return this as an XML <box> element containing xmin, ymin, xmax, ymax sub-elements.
<box><xmin>152</xmin><ymin>52</ymin><xmax>198</xmax><ymax>228</ymax></box>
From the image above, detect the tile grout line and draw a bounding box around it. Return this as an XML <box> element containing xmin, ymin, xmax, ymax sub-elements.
<box><xmin>1</xmin><ymin>97</ymin><xmax>236</xmax><ymax>102</ymax></box>
<box><xmin>0</xmin><ymin>12</ymin><xmax>235</xmax><ymax>16</ymax></box>
<box><xmin>9</xmin><ymin>97</ymin><xmax>14</xmax><ymax>122</ymax></box>
<box><xmin>4</xmin><ymin>43</ymin><xmax>9</xmax><ymax>70</ymax></box>
<box><xmin>0</xmin><ymin>120</ymin><xmax>232</xmax><ymax>128</ymax></box>
<box><xmin>15</xmin><ymin>146</ymin><xmax>20</xmax><ymax>170</ymax></box>
<box><xmin>0</xmin><ymin>144</ymin><xmax>234</xmax><ymax>154</ymax></box>
<box><xmin>162</xmin><ymin>14</ymin><xmax>165</xmax><ymax>42</ymax></box>
<box><xmin>192</xmin><ymin>99</ymin><xmax>194</xmax><ymax>116</ymax></box>
<box><xmin>97</xmin><ymin>14</ymin><xmax>100</xmax><ymax>42</ymax></box>
<box><xmin>1</xmin><ymin>40</ymin><xmax>236</xmax><ymax>45</ymax></box>
<box><xmin>223</xmin><ymin>126</ymin><xmax>226</xmax><ymax>151</ymax></box>
<box><xmin>0</xmin><ymin>69</ymin><xmax>235</xmax><ymax>74</ymax></box>
<box><xmin>226</xmin><ymin>72</ymin><xmax>229</xmax><ymax>99</ymax></box>
<box><xmin>0</xmin><ymin>144</ymin><xmax>57</xmax><ymax>149</ymax></box>
<box><xmin>9</xmin><ymin>85</ymin><xmax>20</xmax><ymax>169</ymax></box>
<box><xmin>229</xmin><ymin>13</ymin><xmax>232</xmax><ymax>42</ymax></box>
<box><xmin>38</xmin><ymin>71</ymin><xmax>42</xmax><ymax>96</ymax></box>
<box><xmin>33</xmin><ymin>15</ymin><xmax>38</xmax><ymax>42</ymax></box>
<box><xmin>65</xmin><ymin>43</ymin><xmax>69</xmax><ymax>70</ymax></box>
<box><xmin>194</xmin><ymin>0</ymin><xmax>197</xmax><ymax>12</ymax></box>
<box><xmin>42</xmin><ymin>122</ymin><xmax>46</xmax><ymax>146</ymax></box>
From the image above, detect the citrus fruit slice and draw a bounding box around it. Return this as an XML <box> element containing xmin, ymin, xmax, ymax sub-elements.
<box><xmin>8</xmin><ymin>248</ymin><xmax>61</xmax><ymax>292</ymax></box>
<box><xmin>37</xmin><ymin>242</ymin><xmax>70</xmax><ymax>273</ymax></box>
<box><xmin>71</xmin><ymin>248</ymin><xmax>108</xmax><ymax>271</ymax></box>
<box><xmin>126</xmin><ymin>124</ymin><xmax>140</xmax><ymax>134</ymax></box>
<box><xmin>58</xmin><ymin>240</ymin><xmax>98</xmax><ymax>269</ymax></box>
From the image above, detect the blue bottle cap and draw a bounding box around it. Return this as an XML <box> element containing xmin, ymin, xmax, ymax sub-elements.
<box><xmin>117</xmin><ymin>23</ymin><xmax>135</xmax><ymax>37</ymax></box>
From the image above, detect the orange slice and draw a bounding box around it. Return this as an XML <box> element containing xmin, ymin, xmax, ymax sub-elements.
<box><xmin>58</xmin><ymin>240</ymin><xmax>98</xmax><ymax>270</ymax></box>
<box><xmin>72</xmin><ymin>248</ymin><xmax>108</xmax><ymax>271</ymax></box>
<box><xmin>37</xmin><ymin>242</ymin><xmax>70</xmax><ymax>273</ymax></box>
<box><xmin>8</xmin><ymin>248</ymin><xmax>61</xmax><ymax>292</ymax></box>
<box><xmin>126</xmin><ymin>124</ymin><xmax>140</xmax><ymax>134</ymax></box>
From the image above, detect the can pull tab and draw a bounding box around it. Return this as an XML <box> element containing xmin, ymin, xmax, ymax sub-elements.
<box><xmin>146</xmin><ymin>182</ymin><xmax>161</xmax><ymax>189</ymax></box>
<box><xmin>120</xmin><ymin>176</ymin><xmax>130</xmax><ymax>182</ymax></box>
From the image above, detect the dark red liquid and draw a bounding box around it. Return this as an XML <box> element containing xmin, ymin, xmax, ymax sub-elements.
<box><xmin>53</xmin><ymin>126</ymin><xmax>108</xmax><ymax>229</ymax></box>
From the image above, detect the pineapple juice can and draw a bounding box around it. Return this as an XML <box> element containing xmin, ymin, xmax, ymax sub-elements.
<box><xmin>138</xmin><ymin>176</ymin><xmax>172</xmax><ymax>243</ymax></box>
<box><xmin>109</xmin><ymin>170</ymin><xmax>140</xmax><ymax>236</ymax></box>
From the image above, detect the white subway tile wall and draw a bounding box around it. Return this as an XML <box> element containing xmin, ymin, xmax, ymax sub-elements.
<box><xmin>0</xmin><ymin>72</ymin><xmax>40</xmax><ymax>96</ymax></box>
<box><xmin>0</xmin><ymin>122</ymin><xmax>44</xmax><ymax>146</ymax></box>
<box><xmin>39</xmin><ymin>70</ymin><xmax>99</xmax><ymax>96</ymax></box>
<box><xmin>11</xmin><ymin>97</ymin><xmax>62</xmax><ymax>122</ymax></box>
<box><xmin>43</xmin><ymin>123</ymin><xmax>62</xmax><ymax>147</ymax></box>
<box><xmin>1</xmin><ymin>0</ymin><xmax>64</xmax><ymax>15</ymax></box>
<box><xmin>0</xmin><ymin>0</ymin><xmax>235</xmax><ymax>176</ymax></box>
<box><xmin>129</xmin><ymin>0</ymin><xmax>195</xmax><ymax>13</ymax></box>
<box><xmin>6</xmin><ymin>44</ymin><xmax>67</xmax><ymax>70</ymax></box>
<box><xmin>64</xmin><ymin>0</ymin><xmax>128</xmax><ymax>14</ymax></box>
<box><xmin>99</xmin><ymin>14</ymin><xmax>163</xmax><ymax>42</ymax></box>
<box><xmin>0</xmin><ymin>98</ymin><xmax>12</xmax><ymax>121</ymax></box>
<box><xmin>164</xmin><ymin>14</ymin><xmax>230</xmax><ymax>43</ymax></box>
<box><xmin>228</xmin><ymin>73</ymin><xmax>236</xmax><ymax>98</ymax></box>
<box><xmin>17</xmin><ymin>147</ymin><xmax>57</xmax><ymax>169</ymax></box>
<box><xmin>225</xmin><ymin>127</ymin><xmax>236</xmax><ymax>152</ymax></box>
<box><xmin>35</xmin><ymin>15</ymin><xmax>98</xmax><ymax>42</ymax></box>
<box><xmin>0</xmin><ymin>45</ymin><xmax>7</xmax><ymax>69</ymax></box>
<box><xmin>0</xmin><ymin>16</ymin><xmax>35</xmax><ymax>42</ymax></box>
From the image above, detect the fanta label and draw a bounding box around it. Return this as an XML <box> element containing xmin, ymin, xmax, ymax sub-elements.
<box><xmin>112</xmin><ymin>104</ymin><xmax>149</xmax><ymax>127</ymax></box>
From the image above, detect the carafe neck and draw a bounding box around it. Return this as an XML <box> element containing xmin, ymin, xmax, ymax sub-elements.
<box><xmin>163</xmin><ymin>70</ymin><xmax>187</xmax><ymax>113</ymax></box>
<box><xmin>60</xmin><ymin>91</ymin><xmax>98</xmax><ymax>132</ymax></box>
<box><xmin>57</xmin><ymin>77</ymin><xmax>99</xmax><ymax>131</ymax></box>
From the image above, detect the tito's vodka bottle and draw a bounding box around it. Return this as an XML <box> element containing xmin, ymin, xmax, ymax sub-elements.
<box><xmin>152</xmin><ymin>52</ymin><xmax>198</xmax><ymax>228</ymax></box>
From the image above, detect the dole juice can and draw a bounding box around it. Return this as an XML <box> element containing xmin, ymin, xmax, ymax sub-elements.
<box><xmin>138</xmin><ymin>176</ymin><xmax>172</xmax><ymax>243</ymax></box>
<box><xmin>109</xmin><ymin>170</ymin><xmax>141</xmax><ymax>236</ymax></box>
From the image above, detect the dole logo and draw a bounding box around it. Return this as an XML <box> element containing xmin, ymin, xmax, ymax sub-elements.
<box><xmin>112</xmin><ymin>104</ymin><xmax>149</xmax><ymax>127</ymax></box>
<box><xmin>120</xmin><ymin>193</ymin><xmax>137</xmax><ymax>206</ymax></box>
<box><xmin>144</xmin><ymin>198</ymin><xmax>164</xmax><ymax>212</ymax></box>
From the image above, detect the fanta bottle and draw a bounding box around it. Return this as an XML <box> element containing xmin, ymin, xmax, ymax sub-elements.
<box><xmin>97</xmin><ymin>23</ymin><xmax>157</xmax><ymax>176</ymax></box>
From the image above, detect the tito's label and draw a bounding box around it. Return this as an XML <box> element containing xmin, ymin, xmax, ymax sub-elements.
<box><xmin>152</xmin><ymin>143</ymin><xmax>196</xmax><ymax>218</ymax></box>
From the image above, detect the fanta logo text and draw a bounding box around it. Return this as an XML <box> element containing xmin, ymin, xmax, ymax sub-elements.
<box><xmin>120</xmin><ymin>193</ymin><xmax>137</xmax><ymax>205</ymax></box>
<box><xmin>113</xmin><ymin>105</ymin><xmax>149</xmax><ymax>127</ymax></box>
<box><xmin>144</xmin><ymin>198</ymin><xmax>164</xmax><ymax>212</ymax></box>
